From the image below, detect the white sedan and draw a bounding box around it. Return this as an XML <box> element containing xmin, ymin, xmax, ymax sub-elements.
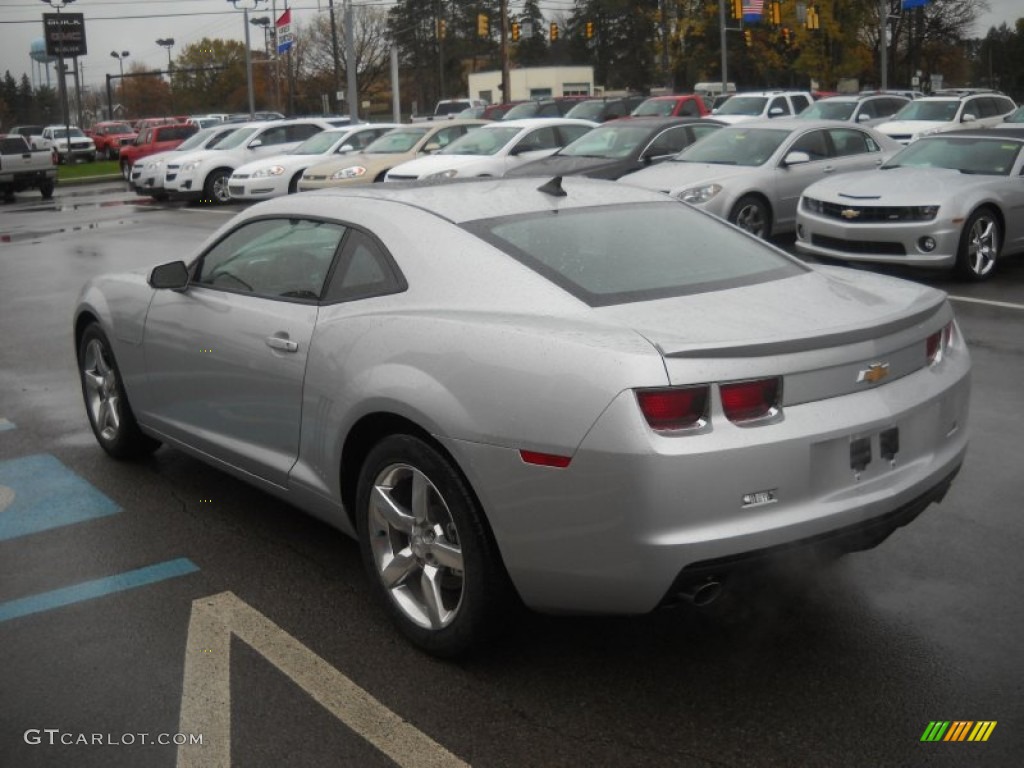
<box><xmin>229</xmin><ymin>123</ymin><xmax>401</xmax><ymax>201</ymax></box>
<box><xmin>384</xmin><ymin>118</ymin><xmax>596</xmax><ymax>181</ymax></box>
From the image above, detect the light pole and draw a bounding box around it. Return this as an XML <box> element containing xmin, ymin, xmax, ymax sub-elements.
<box><xmin>39</xmin><ymin>0</ymin><xmax>75</xmax><ymax>148</ymax></box>
<box><xmin>156</xmin><ymin>38</ymin><xmax>175</xmax><ymax>113</ymax></box>
<box><xmin>227</xmin><ymin>0</ymin><xmax>268</xmax><ymax>119</ymax></box>
<box><xmin>110</xmin><ymin>50</ymin><xmax>129</xmax><ymax>118</ymax></box>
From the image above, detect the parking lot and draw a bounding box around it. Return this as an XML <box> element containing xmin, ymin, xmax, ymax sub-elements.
<box><xmin>1</xmin><ymin>181</ymin><xmax>1022</xmax><ymax>767</ymax></box>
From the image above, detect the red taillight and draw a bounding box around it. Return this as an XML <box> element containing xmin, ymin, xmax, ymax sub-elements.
<box><xmin>636</xmin><ymin>386</ymin><xmax>709</xmax><ymax>430</ymax></box>
<box><xmin>519</xmin><ymin>450</ymin><xmax>572</xmax><ymax>468</ymax></box>
<box><xmin>720</xmin><ymin>378</ymin><xmax>780</xmax><ymax>423</ymax></box>
<box><xmin>926</xmin><ymin>321</ymin><xmax>954</xmax><ymax>364</ymax></box>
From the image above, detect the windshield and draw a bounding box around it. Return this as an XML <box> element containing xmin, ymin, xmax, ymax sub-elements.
<box><xmin>502</xmin><ymin>103</ymin><xmax>542</xmax><ymax>120</ymax></box>
<box><xmin>632</xmin><ymin>99</ymin><xmax>675</xmax><ymax>117</ymax></box>
<box><xmin>559</xmin><ymin>124</ymin><xmax>654</xmax><ymax>159</ymax></box>
<box><xmin>292</xmin><ymin>131</ymin><xmax>350</xmax><ymax>155</ymax></box>
<box><xmin>215</xmin><ymin>127</ymin><xmax>260</xmax><ymax>149</ymax></box>
<box><xmin>364</xmin><ymin>128</ymin><xmax>430</xmax><ymax>153</ymax></box>
<box><xmin>52</xmin><ymin>128</ymin><xmax>86</xmax><ymax>139</ymax></box>
<box><xmin>675</xmin><ymin>126</ymin><xmax>789</xmax><ymax>166</ymax></box>
<box><xmin>103</xmin><ymin>123</ymin><xmax>134</xmax><ymax>133</ymax></box>
<box><xmin>177</xmin><ymin>127</ymin><xmax>223</xmax><ymax>151</ymax></box>
<box><xmin>890</xmin><ymin>100</ymin><xmax>959</xmax><ymax>122</ymax></box>
<box><xmin>800</xmin><ymin>101</ymin><xmax>856</xmax><ymax>121</ymax></box>
<box><xmin>465</xmin><ymin>202</ymin><xmax>803</xmax><ymax>307</ymax></box>
<box><xmin>882</xmin><ymin>136</ymin><xmax>1021</xmax><ymax>175</ymax></box>
<box><xmin>565</xmin><ymin>101</ymin><xmax>604</xmax><ymax>120</ymax></box>
<box><xmin>440</xmin><ymin>127</ymin><xmax>519</xmax><ymax>156</ymax></box>
<box><xmin>715</xmin><ymin>96</ymin><xmax>768</xmax><ymax>116</ymax></box>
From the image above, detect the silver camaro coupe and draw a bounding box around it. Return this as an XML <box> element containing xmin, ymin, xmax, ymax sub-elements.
<box><xmin>74</xmin><ymin>177</ymin><xmax>970</xmax><ymax>656</ymax></box>
<box><xmin>796</xmin><ymin>128</ymin><xmax>1024</xmax><ymax>281</ymax></box>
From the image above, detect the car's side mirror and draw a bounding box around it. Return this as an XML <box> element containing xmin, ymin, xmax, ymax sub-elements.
<box><xmin>783</xmin><ymin>151</ymin><xmax>812</xmax><ymax>166</ymax></box>
<box><xmin>248</xmin><ymin>138</ymin><xmax>263</xmax><ymax>148</ymax></box>
<box><xmin>422</xmin><ymin>142</ymin><xmax>441</xmax><ymax>153</ymax></box>
<box><xmin>769</xmin><ymin>107</ymin><xmax>786</xmax><ymax>117</ymax></box>
<box><xmin>149</xmin><ymin>261</ymin><xmax>190</xmax><ymax>291</ymax></box>
<box><xmin>336</xmin><ymin>144</ymin><xmax>355</xmax><ymax>154</ymax></box>
<box><xmin>961</xmin><ymin>113</ymin><xmax>976</xmax><ymax>122</ymax></box>
<box><xmin>856</xmin><ymin>113</ymin><xmax>870</xmax><ymax>122</ymax></box>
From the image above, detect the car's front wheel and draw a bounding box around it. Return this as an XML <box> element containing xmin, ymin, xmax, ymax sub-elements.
<box><xmin>203</xmin><ymin>169</ymin><xmax>233</xmax><ymax>204</ymax></box>
<box><xmin>356</xmin><ymin>434</ymin><xmax>512</xmax><ymax>657</ymax></box>
<box><xmin>956</xmin><ymin>207</ymin><xmax>1001</xmax><ymax>281</ymax></box>
<box><xmin>729</xmin><ymin>194</ymin><xmax>772</xmax><ymax>239</ymax></box>
<box><xmin>120</xmin><ymin>161</ymin><xmax>132</xmax><ymax>181</ymax></box>
<box><xmin>78</xmin><ymin>324</ymin><xmax>160</xmax><ymax>460</ymax></box>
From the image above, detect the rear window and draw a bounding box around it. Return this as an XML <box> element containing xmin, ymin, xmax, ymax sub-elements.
<box><xmin>465</xmin><ymin>202</ymin><xmax>804</xmax><ymax>307</ymax></box>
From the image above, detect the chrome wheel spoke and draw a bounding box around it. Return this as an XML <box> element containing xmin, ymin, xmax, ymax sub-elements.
<box><xmin>370</xmin><ymin>483</ymin><xmax>415</xmax><ymax>534</ymax></box>
<box><xmin>428</xmin><ymin>537</ymin><xmax>463</xmax><ymax>572</ymax></box>
<box><xmin>83</xmin><ymin>370</ymin><xmax>104</xmax><ymax>396</ymax></box>
<box><xmin>381</xmin><ymin>549</ymin><xmax>419</xmax><ymax>589</ymax></box>
<box><xmin>410</xmin><ymin>471</ymin><xmax>430</xmax><ymax>524</ymax></box>
<box><xmin>105</xmin><ymin>395</ymin><xmax>121</xmax><ymax>432</ymax></box>
<box><xmin>419</xmin><ymin>566</ymin><xmax>449</xmax><ymax>629</ymax></box>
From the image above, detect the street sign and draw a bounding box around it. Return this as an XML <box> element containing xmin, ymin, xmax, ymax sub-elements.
<box><xmin>43</xmin><ymin>13</ymin><xmax>87</xmax><ymax>58</ymax></box>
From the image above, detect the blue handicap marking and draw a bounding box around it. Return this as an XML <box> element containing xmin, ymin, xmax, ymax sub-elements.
<box><xmin>0</xmin><ymin>418</ymin><xmax>15</xmax><ymax>432</ymax></box>
<box><xmin>0</xmin><ymin>454</ymin><xmax>120</xmax><ymax>542</ymax></box>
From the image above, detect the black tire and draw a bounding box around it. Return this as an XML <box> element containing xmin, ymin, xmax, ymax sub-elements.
<box><xmin>78</xmin><ymin>324</ymin><xmax>161</xmax><ymax>460</ymax></box>
<box><xmin>356</xmin><ymin>434</ymin><xmax>512</xmax><ymax>658</ymax></box>
<box><xmin>203</xmin><ymin>168</ymin><xmax>232</xmax><ymax>204</ymax></box>
<box><xmin>728</xmin><ymin>194</ymin><xmax>772</xmax><ymax>239</ymax></box>
<box><xmin>150</xmin><ymin>190</ymin><xmax>169</xmax><ymax>202</ymax></box>
<box><xmin>121</xmin><ymin>161</ymin><xmax>132</xmax><ymax>181</ymax></box>
<box><xmin>955</xmin><ymin>207</ymin><xmax>1001</xmax><ymax>281</ymax></box>
<box><xmin>39</xmin><ymin>179</ymin><xmax>55</xmax><ymax>199</ymax></box>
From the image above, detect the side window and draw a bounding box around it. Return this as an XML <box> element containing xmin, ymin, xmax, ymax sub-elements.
<box><xmin>688</xmin><ymin>124</ymin><xmax>720</xmax><ymax>143</ymax></box>
<box><xmin>287</xmin><ymin>123</ymin><xmax>322</xmax><ymax>142</ymax></box>
<box><xmin>196</xmin><ymin>218</ymin><xmax>347</xmax><ymax>300</ymax></box>
<box><xmin>645</xmin><ymin>126</ymin><xmax>693</xmax><ymax>157</ymax></box>
<box><xmin>322</xmin><ymin>229</ymin><xmax>404</xmax><ymax>304</ymax></box>
<box><xmin>258</xmin><ymin>126</ymin><xmax>291</xmax><ymax>146</ymax></box>
<box><xmin>790</xmin><ymin>95</ymin><xmax>811</xmax><ymax>114</ymax></box>
<box><xmin>679</xmin><ymin>99</ymin><xmax>700</xmax><ymax>116</ymax></box>
<box><xmin>972</xmin><ymin>98</ymin><xmax>995</xmax><ymax>118</ymax></box>
<box><xmin>769</xmin><ymin>97</ymin><xmax>791</xmax><ymax>116</ymax></box>
<box><xmin>828</xmin><ymin>128</ymin><xmax>871</xmax><ymax>157</ymax></box>
<box><xmin>790</xmin><ymin>130</ymin><xmax>829</xmax><ymax>161</ymax></box>
<box><xmin>515</xmin><ymin>127</ymin><xmax>559</xmax><ymax>152</ymax></box>
<box><xmin>857</xmin><ymin>100</ymin><xmax>878</xmax><ymax>120</ymax></box>
<box><xmin>557</xmin><ymin>124</ymin><xmax>593</xmax><ymax>144</ymax></box>
<box><xmin>607</xmin><ymin>102</ymin><xmax>626</xmax><ymax>118</ymax></box>
<box><xmin>997</xmin><ymin>97</ymin><xmax>1016</xmax><ymax>115</ymax></box>
<box><xmin>432</xmin><ymin>125</ymin><xmax>466</xmax><ymax>149</ymax></box>
<box><xmin>139</xmin><ymin>129</ymin><xmax>152</xmax><ymax>144</ymax></box>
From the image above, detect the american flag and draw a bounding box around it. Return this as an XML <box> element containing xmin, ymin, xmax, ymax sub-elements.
<box><xmin>743</xmin><ymin>0</ymin><xmax>765</xmax><ymax>21</ymax></box>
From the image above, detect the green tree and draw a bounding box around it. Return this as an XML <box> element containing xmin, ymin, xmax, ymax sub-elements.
<box><xmin>513</xmin><ymin>0</ymin><xmax>549</xmax><ymax>68</ymax></box>
<box><xmin>171</xmin><ymin>38</ymin><xmax>249</xmax><ymax>114</ymax></box>
<box><xmin>569</xmin><ymin>0</ymin><xmax>658</xmax><ymax>91</ymax></box>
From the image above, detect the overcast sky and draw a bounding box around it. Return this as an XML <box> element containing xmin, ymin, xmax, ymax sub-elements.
<box><xmin>0</xmin><ymin>0</ymin><xmax>1019</xmax><ymax>95</ymax></box>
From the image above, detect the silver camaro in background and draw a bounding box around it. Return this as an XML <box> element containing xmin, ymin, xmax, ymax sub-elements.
<box><xmin>74</xmin><ymin>178</ymin><xmax>970</xmax><ymax>656</ymax></box>
<box><xmin>796</xmin><ymin>128</ymin><xmax>1024</xmax><ymax>281</ymax></box>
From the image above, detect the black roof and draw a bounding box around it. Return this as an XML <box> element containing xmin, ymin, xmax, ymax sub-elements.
<box><xmin>939</xmin><ymin>127</ymin><xmax>1024</xmax><ymax>140</ymax></box>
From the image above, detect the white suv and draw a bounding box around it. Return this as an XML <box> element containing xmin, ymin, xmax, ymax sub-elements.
<box><xmin>707</xmin><ymin>90</ymin><xmax>813</xmax><ymax>124</ymax></box>
<box><xmin>164</xmin><ymin>118</ymin><xmax>343</xmax><ymax>203</ymax></box>
<box><xmin>875</xmin><ymin>92</ymin><xmax>1017</xmax><ymax>144</ymax></box>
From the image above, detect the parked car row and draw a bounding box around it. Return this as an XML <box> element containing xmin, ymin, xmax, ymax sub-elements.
<box><xmin>114</xmin><ymin>105</ymin><xmax>1022</xmax><ymax>281</ymax></box>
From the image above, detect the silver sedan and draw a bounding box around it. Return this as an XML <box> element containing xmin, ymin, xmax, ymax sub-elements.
<box><xmin>74</xmin><ymin>178</ymin><xmax>970</xmax><ymax>656</ymax></box>
<box><xmin>620</xmin><ymin>118</ymin><xmax>903</xmax><ymax>238</ymax></box>
<box><xmin>796</xmin><ymin>128</ymin><xmax>1024</xmax><ymax>281</ymax></box>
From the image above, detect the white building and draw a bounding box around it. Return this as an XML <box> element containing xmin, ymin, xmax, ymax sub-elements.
<box><xmin>468</xmin><ymin>66</ymin><xmax>596</xmax><ymax>104</ymax></box>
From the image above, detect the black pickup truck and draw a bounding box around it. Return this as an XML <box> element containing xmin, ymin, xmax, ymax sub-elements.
<box><xmin>0</xmin><ymin>134</ymin><xmax>57</xmax><ymax>200</ymax></box>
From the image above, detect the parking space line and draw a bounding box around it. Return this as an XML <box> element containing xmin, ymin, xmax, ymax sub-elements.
<box><xmin>178</xmin><ymin>592</ymin><xmax>469</xmax><ymax>768</ymax></box>
<box><xmin>948</xmin><ymin>295</ymin><xmax>1024</xmax><ymax>312</ymax></box>
<box><xmin>0</xmin><ymin>558</ymin><xmax>199</xmax><ymax>623</ymax></box>
<box><xmin>0</xmin><ymin>453</ymin><xmax>120</xmax><ymax>541</ymax></box>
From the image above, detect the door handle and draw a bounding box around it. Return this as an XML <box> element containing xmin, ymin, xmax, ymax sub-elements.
<box><xmin>265</xmin><ymin>334</ymin><xmax>298</xmax><ymax>353</ymax></box>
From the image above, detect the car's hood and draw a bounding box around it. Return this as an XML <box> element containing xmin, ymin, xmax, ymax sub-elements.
<box><xmin>594</xmin><ymin>266</ymin><xmax>946</xmax><ymax>361</ymax></box>
<box><xmin>389</xmin><ymin>154</ymin><xmax>498</xmax><ymax>177</ymax></box>
<box><xmin>168</xmin><ymin>148</ymin><xmax>219</xmax><ymax>166</ymax></box>
<box><xmin>621</xmin><ymin>161</ymin><xmax>752</xmax><ymax>193</ymax></box>
<box><xmin>711</xmin><ymin>114</ymin><xmax>759</xmax><ymax>125</ymax></box>
<box><xmin>306</xmin><ymin>150</ymin><xmax>412</xmax><ymax>177</ymax></box>
<box><xmin>876</xmin><ymin>119</ymin><xmax>948</xmax><ymax>136</ymax></box>
<box><xmin>140</xmin><ymin>149</ymin><xmax>177</xmax><ymax>167</ymax></box>
<box><xmin>509</xmin><ymin>155</ymin><xmax>631</xmax><ymax>179</ymax></box>
<box><xmin>802</xmin><ymin>166</ymin><xmax>988</xmax><ymax>202</ymax></box>
<box><xmin>235</xmin><ymin>153</ymin><xmax>309</xmax><ymax>175</ymax></box>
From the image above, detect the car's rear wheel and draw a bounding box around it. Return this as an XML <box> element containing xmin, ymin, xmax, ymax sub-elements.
<box><xmin>729</xmin><ymin>194</ymin><xmax>771</xmax><ymax>239</ymax></box>
<box><xmin>39</xmin><ymin>179</ymin><xmax>55</xmax><ymax>199</ymax></box>
<box><xmin>120</xmin><ymin>161</ymin><xmax>132</xmax><ymax>181</ymax></box>
<box><xmin>204</xmin><ymin>169</ymin><xmax>232</xmax><ymax>204</ymax></box>
<box><xmin>78</xmin><ymin>324</ymin><xmax>160</xmax><ymax>460</ymax></box>
<box><xmin>356</xmin><ymin>434</ymin><xmax>511</xmax><ymax>658</ymax></box>
<box><xmin>955</xmin><ymin>207</ymin><xmax>1000</xmax><ymax>281</ymax></box>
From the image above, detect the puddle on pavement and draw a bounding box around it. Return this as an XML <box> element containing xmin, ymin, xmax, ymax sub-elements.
<box><xmin>1</xmin><ymin>216</ymin><xmax>148</xmax><ymax>244</ymax></box>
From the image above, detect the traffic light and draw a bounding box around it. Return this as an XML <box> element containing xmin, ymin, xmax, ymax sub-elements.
<box><xmin>550</xmin><ymin>22</ymin><xmax>558</xmax><ymax>41</ymax></box>
<box><xmin>437</xmin><ymin>18</ymin><xmax>446</xmax><ymax>39</ymax></box>
<box><xmin>585</xmin><ymin>20</ymin><xmax>594</xmax><ymax>39</ymax></box>
<box><xmin>511</xmin><ymin>22</ymin><xmax>520</xmax><ymax>42</ymax></box>
<box><xmin>732</xmin><ymin>0</ymin><xmax>743</xmax><ymax>20</ymax></box>
<box><xmin>477</xmin><ymin>13</ymin><xmax>489</xmax><ymax>37</ymax></box>
<box><xmin>781</xmin><ymin>27</ymin><xmax>791</xmax><ymax>46</ymax></box>
<box><xmin>744</xmin><ymin>29</ymin><xmax>753</xmax><ymax>47</ymax></box>
<box><xmin>769</xmin><ymin>1</ymin><xmax>781</xmax><ymax>26</ymax></box>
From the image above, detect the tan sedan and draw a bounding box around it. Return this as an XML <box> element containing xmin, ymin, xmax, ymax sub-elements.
<box><xmin>298</xmin><ymin>119</ymin><xmax>487</xmax><ymax>190</ymax></box>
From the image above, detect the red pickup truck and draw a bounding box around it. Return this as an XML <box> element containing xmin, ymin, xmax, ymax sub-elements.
<box><xmin>118</xmin><ymin>123</ymin><xmax>198</xmax><ymax>179</ymax></box>
<box><xmin>85</xmin><ymin>121</ymin><xmax>138</xmax><ymax>160</ymax></box>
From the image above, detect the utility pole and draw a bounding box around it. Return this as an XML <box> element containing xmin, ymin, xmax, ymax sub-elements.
<box><xmin>345</xmin><ymin>0</ymin><xmax>358</xmax><ymax>120</ymax></box>
<box><xmin>500</xmin><ymin>0</ymin><xmax>509</xmax><ymax>103</ymax></box>
<box><xmin>328</xmin><ymin>0</ymin><xmax>342</xmax><ymax>113</ymax></box>
<box><xmin>879</xmin><ymin>0</ymin><xmax>888</xmax><ymax>90</ymax></box>
<box><xmin>719</xmin><ymin>0</ymin><xmax>728</xmax><ymax>99</ymax></box>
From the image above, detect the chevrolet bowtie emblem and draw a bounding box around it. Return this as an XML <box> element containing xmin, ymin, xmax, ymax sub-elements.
<box><xmin>857</xmin><ymin>363</ymin><xmax>890</xmax><ymax>384</ymax></box>
<box><xmin>841</xmin><ymin>208</ymin><xmax>861</xmax><ymax>219</ymax></box>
